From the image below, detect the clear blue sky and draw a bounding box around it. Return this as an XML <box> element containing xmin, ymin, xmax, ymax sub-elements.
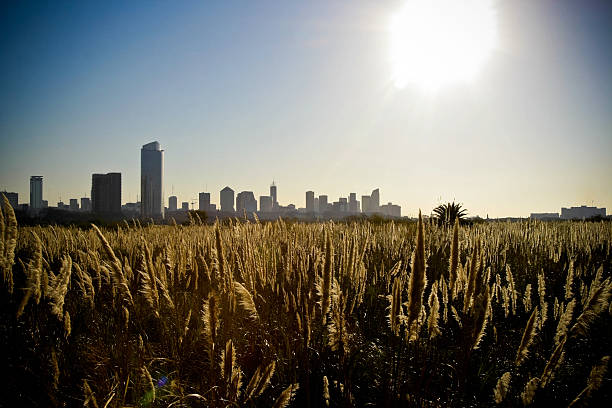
<box><xmin>1</xmin><ymin>0</ymin><xmax>611</xmax><ymax>217</ymax></box>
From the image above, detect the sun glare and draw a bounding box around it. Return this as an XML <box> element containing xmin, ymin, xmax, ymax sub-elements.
<box><xmin>389</xmin><ymin>0</ymin><xmax>498</xmax><ymax>91</ymax></box>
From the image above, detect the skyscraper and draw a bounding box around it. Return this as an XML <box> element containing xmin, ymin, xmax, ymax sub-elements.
<box><xmin>236</xmin><ymin>191</ymin><xmax>257</xmax><ymax>214</ymax></box>
<box><xmin>69</xmin><ymin>199</ymin><xmax>79</xmax><ymax>211</ymax></box>
<box><xmin>181</xmin><ymin>202</ymin><xmax>189</xmax><ymax>211</ymax></box>
<box><xmin>220</xmin><ymin>187</ymin><xmax>235</xmax><ymax>212</ymax></box>
<box><xmin>91</xmin><ymin>173</ymin><xmax>121</xmax><ymax>215</ymax></box>
<box><xmin>270</xmin><ymin>182</ymin><xmax>277</xmax><ymax>208</ymax></box>
<box><xmin>306</xmin><ymin>191</ymin><xmax>315</xmax><ymax>213</ymax></box>
<box><xmin>1</xmin><ymin>191</ymin><xmax>18</xmax><ymax>209</ymax></box>
<box><xmin>81</xmin><ymin>197</ymin><xmax>91</xmax><ymax>212</ymax></box>
<box><xmin>141</xmin><ymin>141</ymin><xmax>164</xmax><ymax>218</ymax></box>
<box><xmin>362</xmin><ymin>195</ymin><xmax>371</xmax><ymax>213</ymax></box>
<box><xmin>349</xmin><ymin>193</ymin><xmax>360</xmax><ymax>213</ymax></box>
<box><xmin>30</xmin><ymin>176</ymin><xmax>43</xmax><ymax>211</ymax></box>
<box><xmin>199</xmin><ymin>192</ymin><xmax>211</xmax><ymax>211</ymax></box>
<box><xmin>168</xmin><ymin>196</ymin><xmax>178</xmax><ymax>212</ymax></box>
<box><xmin>259</xmin><ymin>196</ymin><xmax>273</xmax><ymax>212</ymax></box>
<box><xmin>370</xmin><ymin>189</ymin><xmax>380</xmax><ymax>213</ymax></box>
<box><xmin>319</xmin><ymin>195</ymin><xmax>328</xmax><ymax>213</ymax></box>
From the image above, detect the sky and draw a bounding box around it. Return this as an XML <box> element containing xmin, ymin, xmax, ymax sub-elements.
<box><xmin>1</xmin><ymin>0</ymin><xmax>611</xmax><ymax>218</ymax></box>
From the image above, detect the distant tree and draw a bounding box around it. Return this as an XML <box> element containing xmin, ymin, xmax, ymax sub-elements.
<box><xmin>433</xmin><ymin>202</ymin><xmax>468</xmax><ymax>226</ymax></box>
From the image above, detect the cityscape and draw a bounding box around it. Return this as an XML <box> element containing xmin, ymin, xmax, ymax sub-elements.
<box><xmin>1</xmin><ymin>139</ymin><xmax>607</xmax><ymax>223</ymax></box>
<box><xmin>1</xmin><ymin>141</ymin><xmax>405</xmax><ymax>222</ymax></box>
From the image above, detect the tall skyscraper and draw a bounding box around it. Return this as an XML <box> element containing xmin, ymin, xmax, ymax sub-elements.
<box><xmin>270</xmin><ymin>182</ymin><xmax>277</xmax><ymax>208</ymax></box>
<box><xmin>91</xmin><ymin>173</ymin><xmax>121</xmax><ymax>214</ymax></box>
<box><xmin>69</xmin><ymin>198</ymin><xmax>79</xmax><ymax>211</ymax></box>
<box><xmin>141</xmin><ymin>141</ymin><xmax>164</xmax><ymax>218</ymax></box>
<box><xmin>30</xmin><ymin>176</ymin><xmax>43</xmax><ymax>211</ymax></box>
<box><xmin>236</xmin><ymin>191</ymin><xmax>257</xmax><ymax>214</ymax></box>
<box><xmin>199</xmin><ymin>192</ymin><xmax>211</xmax><ymax>211</ymax></box>
<box><xmin>168</xmin><ymin>196</ymin><xmax>178</xmax><ymax>212</ymax></box>
<box><xmin>362</xmin><ymin>195</ymin><xmax>371</xmax><ymax>213</ymax></box>
<box><xmin>259</xmin><ymin>196</ymin><xmax>272</xmax><ymax>212</ymax></box>
<box><xmin>371</xmin><ymin>189</ymin><xmax>380</xmax><ymax>213</ymax></box>
<box><xmin>80</xmin><ymin>197</ymin><xmax>91</xmax><ymax>212</ymax></box>
<box><xmin>349</xmin><ymin>193</ymin><xmax>360</xmax><ymax>213</ymax></box>
<box><xmin>181</xmin><ymin>202</ymin><xmax>189</xmax><ymax>211</ymax></box>
<box><xmin>306</xmin><ymin>191</ymin><xmax>315</xmax><ymax>213</ymax></box>
<box><xmin>319</xmin><ymin>195</ymin><xmax>328</xmax><ymax>213</ymax></box>
<box><xmin>220</xmin><ymin>187</ymin><xmax>235</xmax><ymax>212</ymax></box>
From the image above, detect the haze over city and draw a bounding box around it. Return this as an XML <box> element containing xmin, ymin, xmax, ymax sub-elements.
<box><xmin>1</xmin><ymin>0</ymin><xmax>611</xmax><ymax>218</ymax></box>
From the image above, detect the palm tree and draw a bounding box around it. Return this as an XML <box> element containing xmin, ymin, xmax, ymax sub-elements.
<box><xmin>432</xmin><ymin>202</ymin><xmax>468</xmax><ymax>226</ymax></box>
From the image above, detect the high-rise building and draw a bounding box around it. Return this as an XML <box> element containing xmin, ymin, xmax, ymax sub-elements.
<box><xmin>69</xmin><ymin>199</ymin><xmax>79</xmax><ymax>211</ymax></box>
<box><xmin>306</xmin><ymin>191</ymin><xmax>315</xmax><ymax>213</ymax></box>
<box><xmin>381</xmin><ymin>202</ymin><xmax>401</xmax><ymax>218</ymax></box>
<box><xmin>259</xmin><ymin>196</ymin><xmax>273</xmax><ymax>212</ymax></box>
<box><xmin>270</xmin><ymin>182</ymin><xmax>277</xmax><ymax>208</ymax></box>
<box><xmin>81</xmin><ymin>197</ymin><xmax>91</xmax><ymax>212</ymax></box>
<box><xmin>141</xmin><ymin>141</ymin><xmax>164</xmax><ymax>218</ymax></box>
<box><xmin>199</xmin><ymin>192</ymin><xmax>211</xmax><ymax>211</ymax></box>
<box><xmin>181</xmin><ymin>202</ymin><xmax>189</xmax><ymax>211</ymax></box>
<box><xmin>371</xmin><ymin>189</ymin><xmax>380</xmax><ymax>213</ymax></box>
<box><xmin>1</xmin><ymin>191</ymin><xmax>18</xmax><ymax>209</ymax></box>
<box><xmin>362</xmin><ymin>195</ymin><xmax>371</xmax><ymax>213</ymax></box>
<box><xmin>349</xmin><ymin>193</ymin><xmax>360</xmax><ymax>213</ymax></box>
<box><xmin>168</xmin><ymin>196</ymin><xmax>178</xmax><ymax>212</ymax></box>
<box><xmin>30</xmin><ymin>176</ymin><xmax>43</xmax><ymax>211</ymax></box>
<box><xmin>236</xmin><ymin>191</ymin><xmax>257</xmax><ymax>214</ymax></box>
<box><xmin>319</xmin><ymin>195</ymin><xmax>328</xmax><ymax>213</ymax></box>
<box><xmin>91</xmin><ymin>173</ymin><xmax>121</xmax><ymax>215</ymax></box>
<box><xmin>314</xmin><ymin>197</ymin><xmax>319</xmax><ymax>213</ymax></box>
<box><xmin>220</xmin><ymin>187</ymin><xmax>235</xmax><ymax>212</ymax></box>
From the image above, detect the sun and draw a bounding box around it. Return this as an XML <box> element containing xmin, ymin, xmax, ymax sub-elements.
<box><xmin>389</xmin><ymin>0</ymin><xmax>498</xmax><ymax>91</ymax></box>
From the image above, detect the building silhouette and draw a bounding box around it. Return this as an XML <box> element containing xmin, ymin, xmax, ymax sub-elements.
<box><xmin>141</xmin><ymin>141</ymin><xmax>164</xmax><ymax>218</ymax></box>
<box><xmin>361</xmin><ymin>195</ymin><xmax>371</xmax><ymax>213</ymax></box>
<box><xmin>259</xmin><ymin>196</ymin><xmax>272</xmax><ymax>212</ymax></box>
<box><xmin>168</xmin><ymin>196</ymin><xmax>178</xmax><ymax>212</ymax></box>
<box><xmin>199</xmin><ymin>192</ymin><xmax>211</xmax><ymax>212</ymax></box>
<box><xmin>381</xmin><ymin>202</ymin><xmax>401</xmax><ymax>218</ymax></box>
<box><xmin>220</xmin><ymin>186</ymin><xmax>235</xmax><ymax>212</ymax></box>
<box><xmin>236</xmin><ymin>191</ymin><xmax>257</xmax><ymax>214</ymax></box>
<box><xmin>319</xmin><ymin>195</ymin><xmax>328</xmax><ymax>213</ymax></box>
<box><xmin>270</xmin><ymin>182</ymin><xmax>277</xmax><ymax>208</ymax></box>
<box><xmin>181</xmin><ymin>202</ymin><xmax>189</xmax><ymax>211</ymax></box>
<box><xmin>560</xmin><ymin>206</ymin><xmax>606</xmax><ymax>220</ymax></box>
<box><xmin>1</xmin><ymin>191</ymin><xmax>18</xmax><ymax>209</ymax></box>
<box><xmin>306</xmin><ymin>191</ymin><xmax>315</xmax><ymax>213</ymax></box>
<box><xmin>370</xmin><ymin>189</ymin><xmax>380</xmax><ymax>213</ymax></box>
<box><xmin>349</xmin><ymin>193</ymin><xmax>360</xmax><ymax>213</ymax></box>
<box><xmin>91</xmin><ymin>172</ymin><xmax>121</xmax><ymax>215</ymax></box>
<box><xmin>30</xmin><ymin>176</ymin><xmax>43</xmax><ymax>211</ymax></box>
<box><xmin>69</xmin><ymin>198</ymin><xmax>79</xmax><ymax>211</ymax></box>
<box><xmin>81</xmin><ymin>197</ymin><xmax>91</xmax><ymax>212</ymax></box>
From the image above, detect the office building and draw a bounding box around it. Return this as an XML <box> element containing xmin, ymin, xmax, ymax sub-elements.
<box><xmin>306</xmin><ymin>191</ymin><xmax>315</xmax><ymax>213</ymax></box>
<box><xmin>30</xmin><ymin>176</ymin><xmax>43</xmax><ymax>211</ymax></box>
<box><xmin>81</xmin><ymin>197</ymin><xmax>91</xmax><ymax>212</ymax></box>
<box><xmin>349</xmin><ymin>193</ymin><xmax>360</xmax><ymax>213</ymax></box>
<box><xmin>91</xmin><ymin>172</ymin><xmax>121</xmax><ymax>215</ymax></box>
<box><xmin>362</xmin><ymin>196</ymin><xmax>371</xmax><ymax>213</ymax></box>
<box><xmin>260</xmin><ymin>196</ymin><xmax>273</xmax><ymax>212</ymax></box>
<box><xmin>1</xmin><ymin>191</ymin><xmax>18</xmax><ymax>209</ymax></box>
<box><xmin>314</xmin><ymin>197</ymin><xmax>319</xmax><ymax>213</ymax></box>
<box><xmin>199</xmin><ymin>192</ymin><xmax>211</xmax><ymax>211</ymax></box>
<box><xmin>69</xmin><ymin>199</ymin><xmax>79</xmax><ymax>211</ymax></box>
<box><xmin>181</xmin><ymin>202</ymin><xmax>189</xmax><ymax>211</ymax></box>
<box><xmin>560</xmin><ymin>206</ymin><xmax>606</xmax><ymax>220</ymax></box>
<box><xmin>236</xmin><ymin>191</ymin><xmax>257</xmax><ymax>214</ymax></box>
<box><xmin>168</xmin><ymin>196</ymin><xmax>178</xmax><ymax>212</ymax></box>
<box><xmin>220</xmin><ymin>187</ymin><xmax>235</xmax><ymax>212</ymax></box>
<box><xmin>270</xmin><ymin>182</ymin><xmax>278</xmax><ymax>208</ymax></box>
<box><xmin>381</xmin><ymin>203</ymin><xmax>401</xmax><ymax>218</ymax></box>
<box><xmin>319</xmin><ymin>195</ymin><xmax>328</xmax><ymax>213</ymax></box>
<box><xmin>371</xmin><ymin>189</ymin><xmax>380</xmax><ymax>213</ymax></box>
<box><xmin>141</xmin><ymin>141</ymin><xmax>164</xmax><ymax>218</ymax></box>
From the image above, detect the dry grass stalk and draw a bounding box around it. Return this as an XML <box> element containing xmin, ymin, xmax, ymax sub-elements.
<box><xmin>406</xmin><ymin>211</ymin><xmax>427</xmax><ymax>331</ymax></box>
<box><xmin>570</xmin><ymin>278</ymin><xmax>611</xmax><ymax>338</ymax></box>
<box><xmin>323</xmin><ymin>375</ymin><xmax>330</xmax><ymax>406</ymax></box>
<box><xmin>554</xmin><ymin>299</ymin><xmax>575</xmax><ymax>346</ymax></box>
<box><xmin>235</xmin><ymin>281</ymin><xmax>259</xmax><ymax>320</ymax></box>
<box><xmin>1</xmin><ymin>194</ymin><xmax>18</xmax><ymax>293</ymax></box>
<box><xmin>388</xmin><ymin>276</ymin><xmax>402</xmax><ymax>336</ymax></box>
<box><xmin>515</xmin><ymin>306</ymin><xmax>538</xmax><ymax>367</ymax></box>
<box><xmin>272</xmin><ymin>383</ymin><xmax>299</xmax><ymax>408</ymax></box>
<box><xmin>448</xmin><ymin>218</ymin><xmax>459</xmax><ymax>297</ymax></box>
<box><xmin>568</xmin><ymin>356</ymin><xmax>609</xmax><ymax>407</ymax></box>
<box><xmin>521</xmin><ymin>377</ymin><xmax>540</xmax><ymax>406</ymax></box>
<box><xmin>50</xmin><ymin>256</ymin><xmax>72</xmax><ymax>320</ymax></box>
<box><xmin>494</xmin><ymin>371</ymin><xmax>511</xmax><ymax>404</ymax></box>
<box><xmin>83</xmin><ymin>380</ymin><xmax>99</xmax><ymax>408</ymax></box>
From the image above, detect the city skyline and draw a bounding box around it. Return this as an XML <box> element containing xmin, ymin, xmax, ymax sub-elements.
<box><xmin>1</xmin><ymin>1</ymin><xmax>611</xmax><ymax>217</ymax></box>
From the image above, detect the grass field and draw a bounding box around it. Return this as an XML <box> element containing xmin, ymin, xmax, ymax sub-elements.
<box><xmin>1</xmin><ymin>199</ymin><xmax>611</xmax><ymax>407</ymax></box>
